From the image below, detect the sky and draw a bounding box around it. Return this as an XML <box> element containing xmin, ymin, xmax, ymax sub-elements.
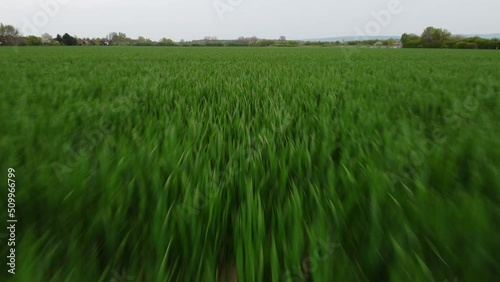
<box><xmin>1</xmin><ymin>0</ymin><xmax>499</xmax><ymax>41</ymax></box>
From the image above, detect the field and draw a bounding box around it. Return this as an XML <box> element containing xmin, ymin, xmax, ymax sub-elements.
<box><xmin>0</xmin><ymin>46</ymin><xmax>499</xmax><ymax>281</ymax></box>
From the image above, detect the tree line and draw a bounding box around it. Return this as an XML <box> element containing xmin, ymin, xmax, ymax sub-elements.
<box><xmin>0</xmin><ymin>24</ymin><xmax>401</xmax><ymax>48</ymax></box>
<box><xmin>0</xmin><ymin>26</ymin><xmax>300</xmax><ymax>47</ymax></box>
<box><xmin>0</xmin><ymin>25</ymin><xmax>178</xmax><ymax>47</ymax></box>
<box><xmin>401</xmin><ymin>27</ymin><xmax>499</xmax><ymax>49</ymax></box>
<box><xmin>1</xmin><ymin>22</ymin><xmax>498</xmax><ymax>49</ymax></box>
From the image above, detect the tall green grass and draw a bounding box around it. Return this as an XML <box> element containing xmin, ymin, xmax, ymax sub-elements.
<box><xmin>0</xmin><ymin>47</ymin><xmax>499</xmax><ymax>281</ymax></box>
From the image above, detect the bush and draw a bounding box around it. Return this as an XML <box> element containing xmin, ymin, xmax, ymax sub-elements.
<box><xmin>27</xmin><ymin>35</ymin><xmax>42</xmax><ymax>46</ymax></box>
<box><xmin>455</xmin><ymin>41</ymin><xmax>478</xmax><ymax>49</ymax></box>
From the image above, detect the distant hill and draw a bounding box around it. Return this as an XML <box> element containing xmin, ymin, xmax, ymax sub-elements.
<box><xmin>461</xmin><ymin>33</ymin><xmax>500</xmax><ymax>39</ymax></box>
<box><xmin>304</xmin><ymin>34</ymin><xmax>500</xmax><ymax>42</ymax></box>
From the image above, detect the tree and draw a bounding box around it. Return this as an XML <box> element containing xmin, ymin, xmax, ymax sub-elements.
<box><xmin>455</xmin><ymin>41</ymin><xmax>478</xmax><ymax>49</ymax></box>
<box><xmin>204</xmin><ymin>36</ymin><xmax>218</xmax><ymax>41</ymax></box>
<box><xmin>107</xmin><ymin>32</ymin><xmax>128</xmax><ymax>45</ymax></box>
<box><xmin>387</xmin><ymin>38</ymin><xmax>395</xmax><ymax>47</ymax></box>
<box><xmin>41</xmin><ymin>33</ymin><xmax>53</xmax><ymax>45</ymax></box>
<box><xmin>27</xmin><ymin>35</ymin><xmax>42</xmax><ymax>46</ymax></box>
<box><xmin>374</xmin><ymin>41</ymin><xmax>383</xmax><ymax>47</ymax></box>
<box><xmin>106</xmin><ymin>32</ymin><xmax>117</xmax><ymax>42</ymax></box>
<box><xmin>136</xmin><ymin>36</ymin><xmax>153</xmax><ymax>46</ymax></box>
<box><xmin>248</xmin><ymin>36</ymin><xmax>258</xmax><ymax>46</ymax></box>
<box><xmin>279</xmin><ymin>35</ymin><xmax>286</xmax><ymax>41</ymax></box>
<box><xmin>0</xmin><ymin>23</ymin><xmax>21</xmax><ymax>45</ymax></box>
<box><xmin>402</xmin><ymin>28</ymin><xmax>498</xmax><ymax>49</ymax></box>
<box><xmin>158</xmin><ymin>38</ymin><xmax>175</xmax><ymax>46</ymax></box>
<box><xmin>401</xmin><ymin>33</ymin><xmax>421</xmax><ymax>48</ymax></box>
<box><xmin>421</xmin><ymin>27</ymin><xmax>451</xmax><ymax>47</ymax></box>
<box><xmin>450</xmin><ymin>34</ymin><xmax>466</xmax><ymax>41</ymax></box>
<box><xmin>255</xmin><ymin>39</ymin><xmax>275</xmax><ymax>47</ymax></box>
<box><xmin>434</xmin><ymin>28</ymin><xmax>452</xmax><ymax>43</ymax></box>
<box><xmin>0</xmin><ymin>23</ymin><xmax>20</xmax><ymax>37</ymax></box>
<box><xmin>62</xmin><ymin>33</ymin><xmax>77</xmax><ymax>45</ymax></box>
<box><xmin>421</xmin><ymin>27</ymin><xmax>435</xmax><ymax>43</ymax></box>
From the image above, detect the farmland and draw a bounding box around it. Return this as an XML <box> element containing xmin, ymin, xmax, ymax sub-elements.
<box><xmin>0</xmin><ymin>47</ymin><xmax>499</xmax><ymax>281</ymax></box>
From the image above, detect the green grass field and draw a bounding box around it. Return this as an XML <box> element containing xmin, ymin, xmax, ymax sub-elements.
<box><xmin>0</xmin><ymin>47</ymin><xmax>499</xmax><ymax>281</ymax></box>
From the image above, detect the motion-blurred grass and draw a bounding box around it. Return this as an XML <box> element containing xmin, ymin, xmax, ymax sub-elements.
<box><xmin>0</xmin><ymin>47</ymin><xmax>499</xmax><ymax>281</ymax></box>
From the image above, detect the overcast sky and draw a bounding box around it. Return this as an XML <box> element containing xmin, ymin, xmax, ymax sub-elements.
<box><xmin>1</xmin><ymin>0</ymin><xmax>499</xmax><ymax>41</ymax></box>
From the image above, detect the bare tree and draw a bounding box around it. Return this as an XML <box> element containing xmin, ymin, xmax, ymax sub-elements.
<box><xmin>204</xmin><ymin>36</ymin><xmax>218</xmax><ymax>41</ymax></box>
<box><xmin>106</xmin><ymin>32</ymin><xmax>117</xmax><ymax>42</ymax></box>
<box><xmin>107</xmin><ymin>32</ymin><xmax>128</xmax><ymax>44</ymax></box>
